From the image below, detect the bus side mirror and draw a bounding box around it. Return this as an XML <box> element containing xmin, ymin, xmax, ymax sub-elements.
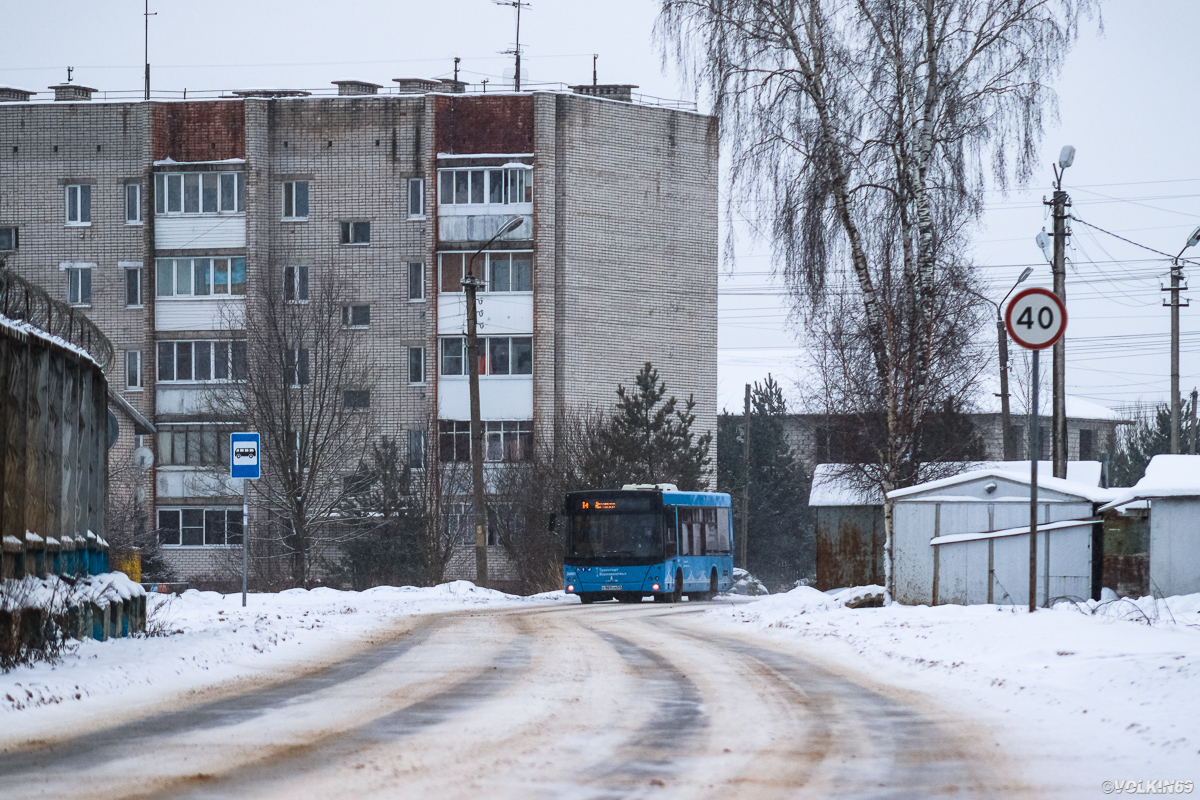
<box><xmin>548</xmin><ymin>513</ymin><xmax>557</xmax><ymax>532</ymax></box>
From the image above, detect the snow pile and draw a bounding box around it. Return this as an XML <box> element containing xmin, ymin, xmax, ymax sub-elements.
<box><xmin>0</xmin><ymin>582</ymin><xmax>568</xmax><ymax>720</ymax></box>
<box><xmin>711</xmin><ymin>587</ymin><xmax>1200</xmax><ymax>779</ymax></box>
<box><xmin>728</xmin><ymin>568</ymin><xmax>770</xmax><ymax>596</ymax></box>
<box><xmin>1</xmin><ymin>573</ymin><xmax>146</xmax><ymax>614</ymax></box>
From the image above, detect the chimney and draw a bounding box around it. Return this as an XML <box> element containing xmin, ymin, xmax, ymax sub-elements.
<box><xmin>228</xmin><ymin>88</ymin><xmax>313</xmax><ymax>98</ymax></box>
<box><xmin>436</xmin><ymin>79</ymin><xmax>467</xmax><ymax>94</ymax></box>
<box><xmin>392</xmin><ymin>78</ymin><xmax>443</xmax><ymax>95</ymax></box>
<box><xmin>570</xmin><ymin>84</ymin><xmax>638</xmax><ymax>103</ymax></box>
<box><xmin>332</xmin><ymin>80</ymin><xmax>382</xmax><ymax>96</ymax></box>
<box><xmin>49</xmin><ymin>84</ymin><xmax>96</xmax><ymax>102</ymax></box>
<box><xmin>0</xmin><ymin>87</ymin><xmax>35</xmax><ymax>103</ymax></box>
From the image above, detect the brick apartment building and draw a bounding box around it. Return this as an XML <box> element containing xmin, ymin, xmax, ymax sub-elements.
<box><xmin>0</xmin><ymin>80</ymin><xmax>718</xmax><ymax>586</ymax></box>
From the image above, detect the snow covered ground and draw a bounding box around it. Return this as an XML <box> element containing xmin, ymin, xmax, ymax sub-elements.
<box><xmin>0</xmin><ymin>580</ymin><xmax>570</xmax><ymax>744</ymax></box>
<box><xmin>704</xmin><ymin>587</ymin><xmax>1200</xmax><ymax>794</ymax></box>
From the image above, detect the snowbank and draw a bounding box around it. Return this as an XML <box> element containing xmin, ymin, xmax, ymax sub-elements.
<box><xmin>0</xmin><ymin>582</ymin><xmax>569</xmax><ymax>726</ymax></box>
<box><xmin>709</xmin><ymin>586</ymin><xmax>1200</xmax><ymax>785</ymax></box>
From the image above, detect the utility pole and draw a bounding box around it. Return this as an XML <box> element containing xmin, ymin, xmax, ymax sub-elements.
<box><xmin>741</xmin><ymin>384</ymin><xmax>750</xmax><ymax>570</ymax></box>
<box><xmin>144</xmin><ymin>0</ymin><xmax>156</xmax><ymax>101</ymax></box>
<box><xmin>998</xmin><ymin>316</ymin><xmax>1014</xmax><ymax>460</ymax></box>
<box><xmin>1166</xmin><ymin>259</ymin><xmax>1187</xmax><ymax>453</ymax></box>
<box><xmin>1050</xmin><ymin>189</ymin><xmax>1069</xmax><ymax>477</ymax></box>
<box><xmin>464</xmin><ymin>217</ymin><xmax>522</xmax><ymax>589</ymax></box>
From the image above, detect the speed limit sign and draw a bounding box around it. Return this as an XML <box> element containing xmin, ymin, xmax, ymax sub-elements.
<box><xmin>1005</xmin><ymin>287</ymin><xmax>1067</xmax><ymax>350</ymax></box>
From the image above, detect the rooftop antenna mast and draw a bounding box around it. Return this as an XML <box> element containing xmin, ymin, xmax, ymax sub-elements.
<box><xmin>593</xmin><ymin>53</ymin><xmax>598</xmax><ymax>86</ymax></box>
<box><xmin>144</xmin><ymin>0</ymin><xmax>157</xmax><ymax>100</ymax></box>
<box><xmin>453</xmin><ymin>56</ymin><xmax>461</xmax><ymax>84</ymax></box>
<box><xmin>494</xmin><ymin>0</ymin><xmax>530</xmax><ymax>91</ymax></box>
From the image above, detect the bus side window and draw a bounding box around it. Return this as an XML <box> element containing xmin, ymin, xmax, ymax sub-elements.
<box><xmin>717</xmin><ymin>507</ymin><xmax>731</xmax><ymax>552</ymax></box>
<box><xmin>663</xmin><ymin>509</ymin><xmax>676</xmax><ymax>544</ymax></box>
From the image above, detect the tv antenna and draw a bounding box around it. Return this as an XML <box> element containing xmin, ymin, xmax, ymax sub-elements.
<box><xmin>144</xmin><ymin>0</ymin><xmax>157</xmax><ymax>100</ymax></box>
<box><xmin>494</xmin><ymin>0</ymin><xmax>530</xmax><ymax>91</ymax></box>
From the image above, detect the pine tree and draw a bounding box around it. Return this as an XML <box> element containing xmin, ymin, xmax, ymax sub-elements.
<box><xmin>717</xmin><ymin>376</ymin><xmax>813</xmax><ymax>590</ymax></box>
<box><xmin>584</xmin><ymin>363</ymin><xmax>713</xmax><ymax>490</ymax></box>
<box><xmin>1109</xmin><ymin>397</ymin><xmax>1195</xmax><ymax>488</ymax></box>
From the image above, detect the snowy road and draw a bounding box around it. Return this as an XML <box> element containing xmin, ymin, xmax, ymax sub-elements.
<box><xmin>0</xmin><ymin>602</ymin><xmax>1026</xmax><ymax>799</ymax></box>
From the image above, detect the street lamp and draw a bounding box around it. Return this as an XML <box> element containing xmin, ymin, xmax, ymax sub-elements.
<box><xmin>1168</xmin><ymin>225</ymin><xmax>1200</xmax><ymax>453</ymax></box>
<box><xmin>971</xmin><ymin>267</ymin><xmax>1034</xmax><ymax>461</ymax></box>
<box><xmin>464</xmin><ymin>215</ymin><xmax>524</xmax><ymax>589</ymax></box>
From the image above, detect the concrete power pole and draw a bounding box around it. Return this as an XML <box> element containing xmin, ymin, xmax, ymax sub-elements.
<box><xmin>741</xmin><ymin>384</ymin><xmax>750</xmax><ymax>570</ymax></box>
<box><xmin>1167</xmin><ymin>260</ymin><xmax>1186</xmax><ymax>453</ymax></box>
<box><xmin>1051</xmin><ymin>188</ymin><xmax>1069</xmax><ymax>478</ymax></box>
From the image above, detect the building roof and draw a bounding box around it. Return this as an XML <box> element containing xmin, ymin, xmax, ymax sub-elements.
<box><xmin>970</xmin><ymin>380</ymin><xmax>1127</xmax><ymax>421</ymax></box>
<box><xmin>888</xmin><ymin>466</ymin><xmax>1117</xmax><ymax>504</ymax></box>
<box><xmin>1099</xmin><ymin>454</ymin><xmax>1200</xmax><ymax>510</ymax></box>
<box><xmin>811</xmin><ymin>460</ymin><xmax>1108</xmax><ymax>507</ymax></box>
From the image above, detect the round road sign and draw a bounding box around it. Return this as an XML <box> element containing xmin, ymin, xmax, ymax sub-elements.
<box><xmin>1005</xmin><ymin>287</ymin><xmax>1067</xmax><ymax>350</ymax></box>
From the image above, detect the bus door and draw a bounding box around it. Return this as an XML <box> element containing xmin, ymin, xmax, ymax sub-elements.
<box><xmin>664</xmin><ymin>506</ymin><xmax>678</xmax><ymax>560</ymax></box>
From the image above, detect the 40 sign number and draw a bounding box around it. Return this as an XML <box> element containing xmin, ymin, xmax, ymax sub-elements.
<box><xmin>1005</xmin><ymin>287</ymin><xmax>1067</xmax><ymax>350</ymax></box>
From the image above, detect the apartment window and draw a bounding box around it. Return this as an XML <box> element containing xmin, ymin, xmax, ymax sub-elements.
<box><xmin>65</xmin><ymin>184</ymin><xmax>91</xmax><ymax>225</ymax></box>
<box><xmin>1010</xmin><ymin>424</ymin><xmax>1025</xmax><ymax>460</ymax></box>
<box><xmin>409</xmin><ymin>346</ymin><xmax>425</xmax><ymax>384</ymax></box>
<box><xmin>339</xmin><ymin>221</ymin><xmax>371</xmax><ymax>245</ymax></box>
<box><xmin>487</xmin><ymin>252</ymin><xmax>532</xmax><ymax>292</ymax></box>
<box><xmin>438</xmin><ymin>420</ymin><xmax>471</xmax><ymax>462</ymax></box>
<box><xmin>156</xmin><ymin>257</ymin><xmax>246</xmax><ymax>297</ymax></box>
<box><xmin>282</xmin><ymin>181</ymin><xmax>309</xmax><ymax>220</ymax></box>
<box><xmin>408</xmin><ymin>178</ymin><xmax>425</xmax><ymax>219</ymax></box>
<box><xmin>487</xmin><ymin>337</ymin><xmax>533</xmax><ymax>375</ymax></box>
<box><xmin>158</xmin><ymin>508</ymin><xmax>242</xmax><ymax>547</ymax></box>
<box><xmin>285</xmin><ymin>348</ymin><xmax>311</xmax><ymax>387</ymax></box>
<box><xmin>66</xmin><ymin>266</ymin><xmax>92</xmax><ymax>305</ymax></box>
<box><xmin>126</xmin><ymin>350</ymin><xmax>142</xmax><ymax>390</ymax></box>
<box><xmin>343</xmin><ymin>389</ymin><xmax>370</xmax><ymax>411</ymax></box>
<box><xmin>341</xmin><ymin>305</ymin><xmax>370</xmax><ymax>328</ymax></box>
<box><xmin>155</xmin><ymin>171</ymin><xmax>245</xmax><ymax>215</ymax></box>
<box><xmin>485</xmin><ymin>421</ymin><xmax>532</xmax><ymax>462</ymax></box>
<box><xmin>1038</xmin><ymin>425</ymin><xmax>1050</xmax><ymax>461</ymax></box>
<box><xmin>1079</xmin><ymin>428</ymin><xmax>1095</xmax><ymax>461</ymax></box>
<box><xmin>437</xmin><ymin>167</ymin><xmax>532</xmax><ymax>206</ymax></box>
<box><xmin>0</xmin><ymin>227</ymin><xmax>16</xmax><ymax>251</ymax></box>
<box><xmin>125</xmin><ymin>183</ymin><xmax>142</xmax><ymax>224</ymax></box>
<box><xmin>408</xmin><ymin>429</ymin><xmax>426</xmax><ymax>469</ymax></box>
<box><xmin>125</xmin><ymin>267</ymin><xmax>142</xmax><ymax>307</ymax></box>
<box><xmin>284</xmin><ymin>266</ymin><xmax>309</xmax><ymax>303</ymax></box>
<box><xmin>157</xmin><ymin>340</ymin><xmax>247</xmax><ymax>382</ymax></box>
<box><xmin>408</xmin><ymin>262</ymin><xmax>425</xmax><ymax>301</ymax></box>
<box><xmin>439</xmin><ymin>251</ymin><xmax>532</xmax><ymax>293</ymax></box>
<box><xmin>343</xmin><ymin>474</ymin><xmax>372</xmax><ymax>496</ymax></box>
<box><xmin>441</xmin><ymin>337</ymin><xmax>466</xmax><ymax>376</ymax></box>
<box><xmin>157</xmin><ymin>426</ymin><xmax>232</xmax><ymax>467</ymax></box>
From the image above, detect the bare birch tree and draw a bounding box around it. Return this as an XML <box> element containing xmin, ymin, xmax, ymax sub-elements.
<box><xmin>212</xmin><ymin>266</ymin><xmax>377</xmax><ymax>587</ymax></box>
<box><xmin>658</xmin><ymin>0</ymin><xmax>1098</xmax><ymax>597</ymax></box>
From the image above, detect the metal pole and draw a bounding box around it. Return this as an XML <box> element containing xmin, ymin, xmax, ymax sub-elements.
<box><xmin>513</xmin><ymin>1</ymin><xmax>522</xmax><ymax>91</ymax></box>
<box><xmin>1051</xmin><ymin>190</ymin><xmax>1068</xmax><ymax>478</ymax></box>
<box><xmin>1170</xmin><ymin>260</ymin><xmax>1182</xmax><ymax>454</ymax></box>
<box><xmin>741</xmin><ymin>384</ymin><xmax>750</xmax><ymax>570</ymax></box>
<box><xmin>1029</xmin><ymin>349</ymin><xmax>1039</xmax><ymax>613</ymax></box>
<box><xmin>998</xmin><ymin>316</ymin><xmax>1012</xmax><ymax>460</ymax></box>
<box><xmin>466</xmin><ymin>264</ymin><xmax>489</xmax><ymax>590</ymax></box>
<box><xmin>241</xmin><ymin>478</ymin><xmax>248</xmax><ymax>607</ymax></box>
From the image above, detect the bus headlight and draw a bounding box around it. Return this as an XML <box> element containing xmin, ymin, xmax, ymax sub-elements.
<box><xmin>567</xmin><ymin>584</ymin><xmax>575</xmax><ymax>592</ymax></box>
<box><xmin>652</xmin><ymin>583</ymin><xmax>660</xmax><ymax>591</ymax></box>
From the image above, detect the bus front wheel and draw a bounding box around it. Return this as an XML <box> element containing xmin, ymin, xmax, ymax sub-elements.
<box><xmin>671</xmin><ymin>571</ymin><xmax>683</xmax><ymax>603</ymax></box>
<box><xmin>579</xmin><ymin>593</ymin><xmax>596</xmax><ymax>605</ymax></box>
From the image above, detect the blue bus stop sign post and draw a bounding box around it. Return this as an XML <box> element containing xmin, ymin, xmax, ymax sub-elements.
<box><xmin>231</xmin><ymin>433</ymin><xmax>260</xmax><ymax>607</ymax></box>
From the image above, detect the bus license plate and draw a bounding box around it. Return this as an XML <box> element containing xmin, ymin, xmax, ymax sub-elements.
<box><xmin>601</xmin><ymin>585</ymin><xmax>621</xmax><ymax>591</ymax></box>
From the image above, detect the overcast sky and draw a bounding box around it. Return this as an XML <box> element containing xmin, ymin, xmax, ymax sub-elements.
<box><xmin>4</xmin><ymin>0</ymin><xmax>1198</xmax><ymax>416</ymax></box>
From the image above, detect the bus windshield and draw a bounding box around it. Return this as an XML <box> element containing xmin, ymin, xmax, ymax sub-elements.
<box><xmin>567</xmin><ymin>512</ymin><xmax>663</xmax><ymax>564</ymax></box>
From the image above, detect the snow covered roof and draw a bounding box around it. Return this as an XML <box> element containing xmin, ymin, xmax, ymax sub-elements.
<box><xmin>888</xmin><ymin>467</ymin><xmax>1117</xmax><ymax>504</ymax></box>
<box><xmin>971</xmin><ymin>382</ymin><xmax>1127</xmax><ymax>421</ymax></box>
<box><xmin>811</xmin><ymin>460</ymin><xmax>1105</xmax><ymax>507</ymax></box>
<box><xmin>1099</xmin><ymin>455</ymin><xmax>1200</xmax><ymax>511</ymax></box>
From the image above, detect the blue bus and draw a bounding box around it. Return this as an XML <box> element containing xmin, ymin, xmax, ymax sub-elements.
<box><xmin>562</xmin><ymin>484</ymin><xmax>734</xmax><ymax>603</ymax></box>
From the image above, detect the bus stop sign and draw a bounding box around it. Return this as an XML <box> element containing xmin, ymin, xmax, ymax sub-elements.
<box><xmin>1005</xmin><ymin>287</ymin><xmax>1067</xmax><ymax>350</ymax></box>
<box><xmin>230</xmin><ymin>432</ymin><xmax>260</xmax><ymax>480</ymax></box>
